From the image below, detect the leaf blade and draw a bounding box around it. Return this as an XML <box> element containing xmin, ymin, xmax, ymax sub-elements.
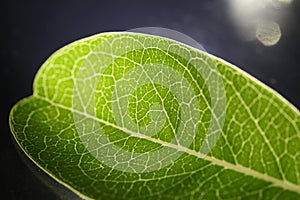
<box><xmin>10</xmin><ymin>32</ymin><xmax>300</xmax><ymax>199</ymax></box>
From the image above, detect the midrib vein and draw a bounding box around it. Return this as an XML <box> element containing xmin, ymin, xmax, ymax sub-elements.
<box><xmin>35</xmin><ymin>95</ymin><xmax>300</xmax><ymax>194</ymax></box>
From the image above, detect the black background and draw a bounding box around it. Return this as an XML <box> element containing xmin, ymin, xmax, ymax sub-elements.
<box><xmin>1</xmin><ymin>0</ymin><xmax>299</xmax><ymax>199</ymax></box>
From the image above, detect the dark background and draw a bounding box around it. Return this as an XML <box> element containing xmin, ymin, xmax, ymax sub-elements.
<box><xmin>1</xmin><ymin>0</ymin><xmax>299</xmax><ymax>199</ymax></box>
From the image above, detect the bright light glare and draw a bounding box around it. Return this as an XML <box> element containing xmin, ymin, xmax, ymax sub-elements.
<box><xmin>228</xmin><ymin>0</ymin><xmax>293</xmax><ymax>46</ymax></box>
<box><xmin>271</xmin><ymin>0</ymin><xmax>294</xmax><ymax>9</ymax></box>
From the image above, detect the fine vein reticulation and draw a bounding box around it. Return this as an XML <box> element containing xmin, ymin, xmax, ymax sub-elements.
<box><xmin>10</xmin><ymin>32</ymin><xmax>300</xmax><ymax>200</ymax></box>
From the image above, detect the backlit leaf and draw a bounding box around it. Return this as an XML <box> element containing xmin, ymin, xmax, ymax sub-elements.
<box><xmin>9</xmin><ymin>32</ymin><xmax>300</xmax><ymax>199</ymax></box>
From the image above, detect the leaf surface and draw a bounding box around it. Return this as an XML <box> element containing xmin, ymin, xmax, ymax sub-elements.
<box><xmin>9</xmin><ymin>32</ymin><xmax>300</xmax><ymax>199</ymax></box>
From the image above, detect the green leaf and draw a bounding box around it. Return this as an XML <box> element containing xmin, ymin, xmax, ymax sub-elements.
<box><xmin>9</xmin><ymin>32</ymin><xmax>300</xmax><ymax>199</ymax></box>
